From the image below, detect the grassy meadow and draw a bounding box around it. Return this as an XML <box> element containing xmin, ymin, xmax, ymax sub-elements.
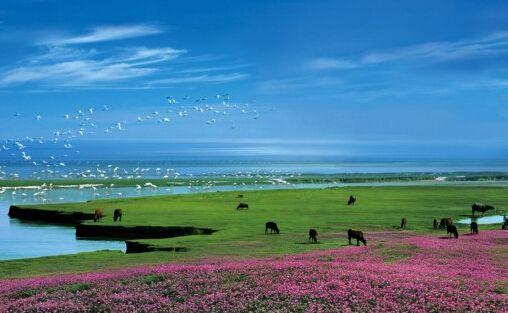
<box><xmin>1</xmin><ymin>185</ymin><xmax>507</xmax><ymax>278</ymax></box>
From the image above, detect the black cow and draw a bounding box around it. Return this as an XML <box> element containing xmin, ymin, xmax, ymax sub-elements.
<box><xmin>347</xmin><ymin>229</ymin><xmax>367</xmax><ymax>246</ymax></box>
<box><xmin>401</xmin><ymin>218</ymin><xmax>407</xmax><ymax>229</ymax></box>
<box><xmin>265</xmin><ymin>221</ymin><xmax>280</xmax><ymax>234</ymax></box>
<box><xmin>470</xmin><ymin>221</ymin><xmax>478</xmax><ymax>235</ymax></box>
<box><xmin>308</xmin><ymin>229</ymin><xmax>318</xmax><ymax>243</ymax></box>
<box><xmin>439</xmin><ymin>218</ymin><xmax>453</xmax><ymax>230</ymax></box>
<box><xmin>347</xmin><ymin>195</ymin><xmax>356</xmax><ymax>206</ymax></box>
<box><xmin>433</xmin><ymin>218</ymin><xmax>439</xmax><ymax>229</ymax></box>
<box><xmin>113</xmin><ymin>209</ymin><xmax>122</xmax><ymax>222</ymax></box>
<box><xmin>447</xmin><ymin>224</ymin><xmax>459</xmax><ymax>239</ymax></box>
<box><xmin>472</xmin><ymin>203</ymin><xmax>495</xmax><ymax>217</ymax></box>
<box><xmin>236</xmin><ymin>203</ymin><xmax>249</xmax><ymax>210</ymax></box>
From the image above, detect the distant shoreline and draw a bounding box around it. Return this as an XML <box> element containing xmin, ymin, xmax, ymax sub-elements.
<box><xmin>1</xmin><ymin>171</ymin><xmax>508</xmax><ymax>189</ymax></box>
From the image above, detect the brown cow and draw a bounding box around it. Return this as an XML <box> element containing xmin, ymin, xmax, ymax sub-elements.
<box><xmin>308</xmin><ymin>229</ymin><xmax>318</xmax><ymax>243</ymax></box>
<box><xmin>400</xmin><ymin>218</ymin><xmax>407</xmax><ymax>229</ymax></box>
<box><xmin>94</xmin><ymin>208</ymin><xmax>104</xmax><ymax>222</ymax></box>
<box><xmin>439</xmin><ymin>218</ymin><xmax>453</xmax><ymax>230</ymax></box>
<box><xmin>113</xmin><ymin>209</ymin><xmax>122</xmax><ymax>222</ymax></box>
<box><xmin>347</xmin><ymin>229</ymin><xmax>367</xmax><ymax>246</ymax></box>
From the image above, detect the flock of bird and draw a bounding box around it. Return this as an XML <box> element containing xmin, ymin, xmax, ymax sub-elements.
<box><xmin>0</xmin><ymin>170</ymin><xmax>294</xmax><ymax>203</ymax></box>
<box><xmin>0</xmin><ymin>93</ymin><xmax>273</xmax><ymax>202</ymax></box>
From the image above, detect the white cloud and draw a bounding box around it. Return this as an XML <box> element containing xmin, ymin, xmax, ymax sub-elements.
<box><xmin>309</xmin><ymin>32</ymin><xmax>508</xmax><ymax>70</ymax></box>
<box><xmin>0</xmin><ymin>46</ymin><xmax>185</xmax><ymax>86</ymax></box>
<box><xmin>0</xmin><ymin>24</ymin><xmax>249</xmax><ymax>89</ymax></box>
<box><xmin>42</xmin><ymin>25</ymin><xmax>163</xmax><ymax>45</ymax></box>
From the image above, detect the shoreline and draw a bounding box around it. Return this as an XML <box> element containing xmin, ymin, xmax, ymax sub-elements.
<box><xmin>2</xmin><ymin>171</ymin><xmax>508</xmax><ymax>189</ymax></box>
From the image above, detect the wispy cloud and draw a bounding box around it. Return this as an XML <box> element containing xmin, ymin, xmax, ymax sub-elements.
<box><xmin>306</xmin><ymin>58</ymin><xmax>357</xmax><ymax>70</ymax></box>
<box><xmin>309</xmin><ymin>32</ymin><xmax>508</xmax><ymax>70</ymax></box>
<box><xmin>0</xmin><ymin>46</ymin><xmax>185</xmax><ymax>86</ymax></box>
<box><xmin>0</xmin><ymin>24</ymin><xmax>248</xmax><ymax>89</ymax></box>
<box><xmin>41</xmin><ymin>25</ymin><xmax>163</xmax><ymax>45</ymax></box>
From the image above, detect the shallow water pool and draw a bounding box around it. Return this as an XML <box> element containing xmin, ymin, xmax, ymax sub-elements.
<box><xmin>456</xmin><ymin>215</ymin><xmax>506</xmax><ymax>225</ymax></box>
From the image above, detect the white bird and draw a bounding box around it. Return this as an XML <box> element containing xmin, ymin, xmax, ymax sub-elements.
<box><xmin>15</xmin><ymin>142</ymin><xmax>25</xmax><ymax>150</ymax></box>
<box><xmin>21</xmin><ymin>151</ymin><xmax>31</xmax><ymax>161</ymax></box>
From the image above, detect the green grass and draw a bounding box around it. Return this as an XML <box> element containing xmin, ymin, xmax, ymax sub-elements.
<box><xmin>1</xmin><ymin>185</ymin><xmax>507</xmax><ymax>278</ymax></box>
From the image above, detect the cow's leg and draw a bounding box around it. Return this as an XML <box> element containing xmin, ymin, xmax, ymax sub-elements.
<box><xmin>356</xmin><ymin>238</ymin><xmax>360</xmax><ymax>246</ymax></box>
<box><xmin>348</xmin><ymin>235</ymin><xmax>352</xmax><ymax>245</ymax></box>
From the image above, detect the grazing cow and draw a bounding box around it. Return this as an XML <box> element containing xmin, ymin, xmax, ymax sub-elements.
<box><xmin>237</xmin><ymin>194</ymin><xmax>244</xmax><ymax>198</ymax></box>
<box><xmin>113</xmin><ymin>209</ymin><xmax>122</xmax><ymax>222</ymax></box>
<box><xmin>347</xmin><ymin>229</ymin><xmax>367</xmax><ymax>246</ymax></box>
<box><xmin>472</xmin><ymin>203</ymin><xmax>495</xmax><ymax>217</ymax></box>
<box><xmin>439</xmin><ymin>218</ymin><xmax>453</xmax><ymax>230</ymax></box>
<box><xmin>308</xmin><ymin>229</ymin><xmax>318</xmax><ymax>243</ymax></box>
<box><xmin>433</xmin><ymin>219</ymin><xmax>439</xmax><ymax>229</ymax></box>
<box><xmin>265</xmin><ymin>221</ymin><xmax>280</xmax><ymax>234</ymax></box>
<box><xmin>502</xmin><ymin>217</ymin><xmax>508</xmax><ymax>230</ymax></box>
<box><xmin>347</xmin><ymin>195</ymin><xmax>356</xmax><ymax>206</ymax></box>
<box><xmin>236</xmin><ymin>203</ymin><xmax>249</xmax><ymax>210</ymax></box>
<box><xmin>93</xmin><ymin>208</ymin><xmax>104</xmax><ymax>222</ymax></box>
<box><xmin>470</xmin><ymin>221</ymin><xmax>478</xmax><ymax>234</ymax></box>
<box><xmin>447</xmin><ymin>224</ymin><xmax>459</xmax><ymax>239</ymax></box>
<box><xmin>400</xmin><ymin>218</ymin><xmax>407</xmax><ymax>229</ymax></box>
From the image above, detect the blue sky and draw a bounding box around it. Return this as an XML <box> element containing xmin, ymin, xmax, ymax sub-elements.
<box><xmin>0</xmin><ymin>0</ymin><xmax>508</xmax><ymax>154</ymax></box>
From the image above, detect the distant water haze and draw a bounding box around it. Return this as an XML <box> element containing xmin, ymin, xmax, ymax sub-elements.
<box><xmin>0</xmin><ymin>140</ymin><xmax>507</xmax><ymax>179</ymax></box>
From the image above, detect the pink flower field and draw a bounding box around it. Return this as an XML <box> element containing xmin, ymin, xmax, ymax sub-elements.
<box><xmin>1</xmin><ymin>231</ymin><xmax>507</xmax><ymax>312</ymax></box>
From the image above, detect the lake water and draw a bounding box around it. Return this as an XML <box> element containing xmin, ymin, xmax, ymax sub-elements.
<box><xmin>1</xmin><ymin>140</ymin><xmax>508</xmax><ymax>180</ymax></box>
<box><xmin>0</xmin><ymin>201</ymin><xmax>126</xmax><ymax>260</ymax></box>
